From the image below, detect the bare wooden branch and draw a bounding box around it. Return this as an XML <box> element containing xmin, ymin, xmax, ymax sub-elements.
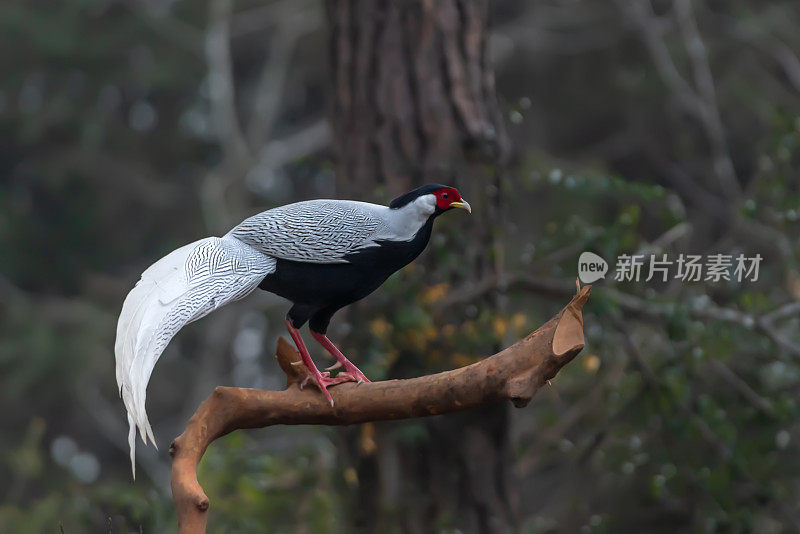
<box><xmin>169</xmin><ymin>286</ymin><xmax>591</xmax><ymax>533</ymax></box>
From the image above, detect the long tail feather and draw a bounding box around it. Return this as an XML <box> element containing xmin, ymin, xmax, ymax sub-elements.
<box><xmin>114</xmin><ymin>236</ymin><xmax>275</xmax><ymax>478</ymax></box>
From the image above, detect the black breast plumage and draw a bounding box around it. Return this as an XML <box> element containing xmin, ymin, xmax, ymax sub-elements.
<box><xmin>258</xmin><ymin>217</ymin><xmax>434</xmax><ymax>332</ymax></box>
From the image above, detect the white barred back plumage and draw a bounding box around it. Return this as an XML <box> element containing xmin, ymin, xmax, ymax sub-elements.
<box><xmin>227</xmin><ymin>199</ymin><xmax>437</xmax><ymax>263</ymax></box>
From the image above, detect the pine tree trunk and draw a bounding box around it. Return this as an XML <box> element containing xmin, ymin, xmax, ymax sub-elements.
<box><xmin>326</xmin><ymin>0</ymin><xmax>509</xmax><ymax>196</ymax></box>
<box><xmin>326</xmin><ymin>1</ymin><xmax>514</xmax><ymax>532</ymax></box>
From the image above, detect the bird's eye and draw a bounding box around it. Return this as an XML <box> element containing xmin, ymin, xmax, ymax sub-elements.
<box><xmin>442</xmin><ymin>193</ymin><xmax>449</xmax><ymax>198</ymax></box>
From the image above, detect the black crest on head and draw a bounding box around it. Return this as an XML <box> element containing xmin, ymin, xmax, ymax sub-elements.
<box><xmin>389</xmin><ymin>184</ymin><xmax>451</xmax><ymax>209</ymax></box>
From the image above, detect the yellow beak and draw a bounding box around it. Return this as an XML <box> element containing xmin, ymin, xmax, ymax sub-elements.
<box><xmin>450</xmin><ymin>200</ymin><xmax>472</xmax><ymax>214</ymax></box>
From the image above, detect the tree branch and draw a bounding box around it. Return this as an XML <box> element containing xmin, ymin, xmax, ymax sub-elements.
<box><xmin>169</xmin><ymin>285</ymin><xmax>592</xmax><ymax>533</ymax></box>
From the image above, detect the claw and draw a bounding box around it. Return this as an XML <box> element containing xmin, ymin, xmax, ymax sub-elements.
<box><xmin>323</xmin><ymin>387</ymin><xmax>334</xmax><ymax>406</ymax></box>
<box><xmin>326</xmin><ymin>361</ymin><xmax>343</xmax><ymax>371</ymax></box>
<box><xmin>338</xmin><ymin>372</ymin><xmax>365</xmax><ymax>384</ymax></box>
<box><xmin>308</xmin><ymin>374</ymin><xmax>354</xmax><ymax>407</ymax></box>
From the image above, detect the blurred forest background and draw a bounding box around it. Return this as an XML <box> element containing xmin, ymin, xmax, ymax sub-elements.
<box><xmin>2</xmin><ymin>0</ymin><xmax>800</xmax><ymax>532</ymax></box>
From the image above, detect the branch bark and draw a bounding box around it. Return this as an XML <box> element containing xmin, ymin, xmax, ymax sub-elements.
<box><xmin>170</xmin><ymin>285</ymin><xmax>591</xmax><ymax>533</ymax></box>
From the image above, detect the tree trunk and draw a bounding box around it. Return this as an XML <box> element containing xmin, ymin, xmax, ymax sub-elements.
<box><xmin>326</xmin><ymin>1</ymin><xmax>513</xmax><ymax>532</ymax></box>
<box><xmin>327</xmin><ymin>0</ymin><xmax>509</xmax><ymax>196</ymax></box>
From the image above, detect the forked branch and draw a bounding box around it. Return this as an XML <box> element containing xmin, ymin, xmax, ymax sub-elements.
<box><xmin>170</xmin><ymin>285</ymin><xmax>592</xmax><ymax>533</ymax></box>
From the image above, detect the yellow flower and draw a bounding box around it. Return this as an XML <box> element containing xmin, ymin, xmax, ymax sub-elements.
<box><xmin>421</xmin><ymin>282</ymin><xmax>450</xmax><ymax>304</ymax></box>
<box><xmin>583</xmin><ymin>354</ymin><xmax>601</xmax><ymax>373</ymax></box>
<box><xmin>369</xmin><ymin>317</ymin><xmax>390</xmax><ymax>337</ymax></box>
<box><xmin>359</xmin><ymin>423</ymin><xmax>377</xmax><ymax>456</ymax></box>
<box><xmin>343</xmin><ymin>467</ymin><xmax>359</xmax><ymax>487</ymax></box>
<box><xmin>492</xmin><ymin>317</ymin><xmax>508</xmax><ymax>338</ymax></box>
<box><xmin>512</xmin><ymin>313</ymin><xmax>526</xmax><ymax>332</ymax></box>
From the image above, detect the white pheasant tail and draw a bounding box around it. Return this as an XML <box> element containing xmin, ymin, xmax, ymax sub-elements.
<box><xmin>114</xmin><ymin>235</ymin><xmax>275</xmax><ymax>478</ymax></box>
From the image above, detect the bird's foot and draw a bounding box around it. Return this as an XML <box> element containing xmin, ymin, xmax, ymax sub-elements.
<box><xmin>326</xmin><ymin>362</ymin><xmax>370</xmax><ymax>383</ymax></box>
<box><xmin>299</xmin><ymin>371</ymin><xmax>354</xmax><ymax>406</ymax></box>
<box><xmin>311</xmin><ymin>331</ymin><xmax>372</xmax><ymax>384</ymax></box>
<box><xmin>338</xmin><ymin>365</ymin><xmax>371</xmax><ymax>384</ymax></box>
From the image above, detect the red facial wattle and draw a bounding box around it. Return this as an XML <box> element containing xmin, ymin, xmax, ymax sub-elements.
<box><xmin>434</xmin><ymin>187</ymin><xmax>459</xmax><ymax>209</ymax></box>
<box><xmin>434</xmin><ymin>187</ymin><xmax>471</xmax><ymax>213</ymax></box>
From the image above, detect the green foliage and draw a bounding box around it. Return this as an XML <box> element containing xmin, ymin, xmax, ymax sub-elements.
<box><xmin>199</xmin><ymin>432</ymin><xmax>345</xmax><ymax>533</ymax></box>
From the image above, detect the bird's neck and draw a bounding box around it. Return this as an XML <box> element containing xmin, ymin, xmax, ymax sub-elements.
<box><xmin>383</xmin><ymin>195</ymin><xmax>437</xmax><ymax>240</ymax></box>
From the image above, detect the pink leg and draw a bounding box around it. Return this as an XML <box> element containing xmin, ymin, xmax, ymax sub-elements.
<box><xmin>285</xmin><ymin>319</ymin><xmax>352</xmax><ymax>406</ymax></box>
<box><xmin>311</xmin><ymin>330</ymin><xmax>371</xmax><ymax>384</ymax></box>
